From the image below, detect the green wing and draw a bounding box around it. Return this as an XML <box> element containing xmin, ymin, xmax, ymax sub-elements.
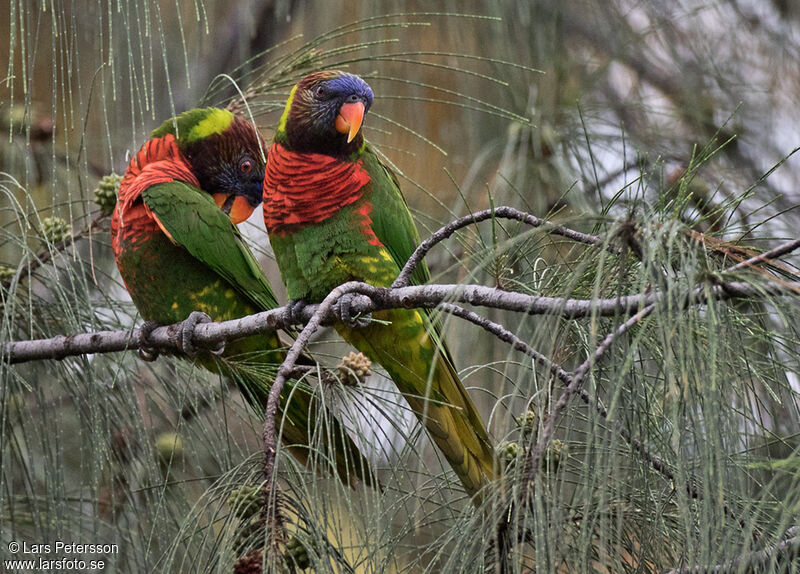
<box><xmin>361</xmin><ymin>144</ymin><xmax>464</xmax><ymax>351</ymax></box>
<box><xmin>362</xmin><ymin>143</ymin><xmax>456</xmax><ymax>338</ymax></box>
<box><xmin>142</xmin><ymin>181</ymin><xmax>279</xmax><ymax>311</ymax></box>
<box><xmin>361</xmin><ymin>145</ymin><xmax>430</xmax><ymax>286</ymax></box>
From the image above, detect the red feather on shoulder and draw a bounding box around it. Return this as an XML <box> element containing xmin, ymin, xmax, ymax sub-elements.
<box><xmin>112</xmin><ymin>134</ymin><xmax>200</xmax><ymax>257</ymax></box>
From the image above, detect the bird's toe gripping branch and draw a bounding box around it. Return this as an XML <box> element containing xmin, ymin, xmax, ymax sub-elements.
<box><xmin>334</xmin><ymin>292</ymin><xmax>372</xmax><ymax>328</ymax></box>
<box><xmin>176</xmin><ymin>311</ymin><xmax>225</xmax><ymax>358</ymax></box>
<box><xmin>285</xmin><ymin>299</ymin><xmax>309</xmax><ymax>327</ymax></box>
<box><xmin>138</xmin><ymin>320</ymin><xmax>161</xmax><ymax>362</ymax></box>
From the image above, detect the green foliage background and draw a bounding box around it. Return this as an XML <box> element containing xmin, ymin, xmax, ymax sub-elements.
<box><xmin>2</xmin><ymin>1</ymin><xmax>800</xmax><ymax>572</ymax></box>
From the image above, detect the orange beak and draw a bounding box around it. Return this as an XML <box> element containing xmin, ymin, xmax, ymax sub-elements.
<box><xmin>335</xmin><ymin>101</ymin><xmax>366</xmax><ymax>143</ymax></box>
<box><xmin>212</xmin><ymin>193</ymin><xmax>256</xmax><ymax>224</ymax></box>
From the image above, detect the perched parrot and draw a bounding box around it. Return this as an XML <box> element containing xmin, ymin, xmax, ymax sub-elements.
<box><xmin>263</xmin><ymin>71</ymin><xmax>495</xmax><ymax>499</ymax></box>
<box><xmin>111</xmin><ymin>107</ymin><xmax>372</xmax><ymax>485</ymax></box>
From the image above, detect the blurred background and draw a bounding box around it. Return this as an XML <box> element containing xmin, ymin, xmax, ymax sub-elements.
<box><xmin>5</xmin><ymin>0</ymin><xmax>799</xmax><ymax>234</ymax></box>
<box><xmin>3</xmin><ymin>1</ymin><xmax>800</xmax><ymax>572</ymax></box>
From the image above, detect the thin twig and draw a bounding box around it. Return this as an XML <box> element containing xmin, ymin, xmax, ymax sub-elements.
<box><xmin>437</xmin><ymin>302</ymin><xmax>572</xmax><ymax>385</ymax></box>
<box><xmin>524</xmin><ymin>303</ymin><xmax>657</xmax><ymax>484</ymax></box>
<box><xmin>392</xmin><ymin>205</ymin><xmax>611</xmax><ymax>288</ymax></box>
<box><xmin>726</xmin><ymin>237</ymin><xmax>800</xmax><ymax>273</ymax></box>
<box><xmin>437</xmin><ymin>303</ymin><xmax>678</xmax><ymax>491</ymax></box>
<box><xmin>443</xmin><ymin>300</ymin><xmax>749</xmax><ymax>540</ymax></box>
<box><xmin>666</xmin><ymin>529</ymin><xmax>800</xmax><ymax>573</ymax></box>
<box><xmin>260</xmin><ymin>282</ymin><xmax>366</xmax><ymax>544</ymax></box>
<box><xmin>518</xmin><ymin>248</ymin><xmax>795</xmax><ymax>532</ymax></box>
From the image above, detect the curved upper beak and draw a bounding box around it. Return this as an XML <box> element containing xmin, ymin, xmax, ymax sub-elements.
<box><xmin>335</xmin><ymin>101</ymin><xmax>366</xmax><ymax>143</ymax></box>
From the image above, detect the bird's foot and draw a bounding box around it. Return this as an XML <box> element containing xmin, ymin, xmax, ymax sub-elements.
<box><xmin>177</xmin><ymin>311</ymin><xmax>225</xmax><ymax>358</ymax></box>
<box><xmin>138</xmin><ymin>320</ymin><xmax>161</xmax><ymax>362</ymax></box>
<box><xmin>285</xmin><ymin>299</ymin><xmax>308</xmax><ymax>327</ymax></box>
<box><xmin>335</xmin><ymin>293</ymin><xmax>372</xmax><ymax>328</ymax></box>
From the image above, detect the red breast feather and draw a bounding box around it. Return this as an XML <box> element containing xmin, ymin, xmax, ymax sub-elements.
<box><xmin>262</xmin><ymin>142</ymin><xmax>370</xmax><ymax>235</ymax></box>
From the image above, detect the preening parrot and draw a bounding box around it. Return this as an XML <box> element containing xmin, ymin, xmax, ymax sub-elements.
<box><xmin>111</xmin><ymin>107</ymin><xmax>373</xmax><ymax>485</ymax></box>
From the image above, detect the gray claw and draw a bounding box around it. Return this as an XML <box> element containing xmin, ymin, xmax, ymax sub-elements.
<box><xmin>336</xmin><ymin>293</ymin><xmax>372</xmax><ymax>328</ymax></box>
<box><xmin>177</xmin><ymin>311</ymin><xmax>224</xmax><ymax>357</ymax></box>
<box><xmin>138</xmin><ymin>320</ymin><xmax>161</xmax><ymax>362</ymax></box>
<box><xmin>285</xmin><ymin>299</ymin><xmax>308</xmax><ymax>327</ymax></box>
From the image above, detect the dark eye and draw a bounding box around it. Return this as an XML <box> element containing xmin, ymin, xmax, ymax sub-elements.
<box><xmin>314</xmin><ymin>85</ymin><xmax>326</xmax><ymax>99</ymax></box>
<box><xmin>239</xmin><ymin>157</ymin><xmax>253</xmax><ymax>174</ymax></box>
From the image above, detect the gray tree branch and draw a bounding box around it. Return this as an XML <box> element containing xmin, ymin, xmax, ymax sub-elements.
<box><xmin>392</xmin><ymin>205</ymin><xmax>612</xmax><ymax>288</ymax></box>
<box><xmin>666</xmin><ymin>528</ymin><xmax>800</xmax><ymax>573</ymax></box>
<box><xmin>3</xmin><ymin>279</ymin><xmax>798</xmax><ymax>364</ymax></box>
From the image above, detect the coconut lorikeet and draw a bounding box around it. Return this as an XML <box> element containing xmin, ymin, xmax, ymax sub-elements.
<box><xmin>263</xmin><ymin>71</ymin><xmax>495</xmax><ymax>499</ymax></box>
<box><xmin>111</xmin><ymin>108</ymin><xmax>372</xmax><ymax>485</ymax></box>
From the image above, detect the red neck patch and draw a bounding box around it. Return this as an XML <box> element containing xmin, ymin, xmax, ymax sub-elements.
<box><xmin>115</xmin><ymin>134</ymin><xmax>200</xmax><ymax>224</ymax></box>
<box><xmin>263</xmin><ymin>142</ymin><xmax>371</xmax><ymax>234</ymax></box>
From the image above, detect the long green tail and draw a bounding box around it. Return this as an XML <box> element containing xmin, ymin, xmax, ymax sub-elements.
<box><xmin>336</xmin><ymin>308</ymin><xmax>494</xmax><ymax>500</ymax></box>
